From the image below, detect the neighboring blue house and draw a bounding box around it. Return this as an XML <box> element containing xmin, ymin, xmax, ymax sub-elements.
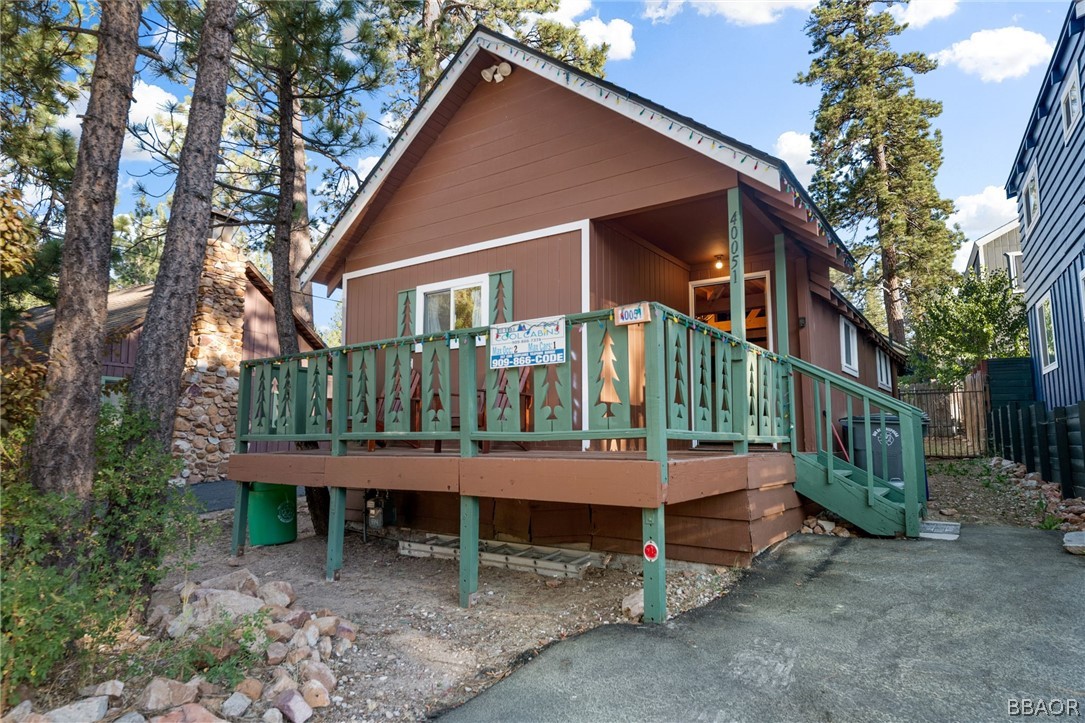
<box><xmin>1005</xmin><ymin>0</ymin><xmax>1085</xmax><ymax>410</ymax></box>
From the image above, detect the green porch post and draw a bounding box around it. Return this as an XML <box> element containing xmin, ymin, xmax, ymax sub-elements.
<box><xmin>230</xmin><ymin>482</ymin><xmax>250</xmax><ymax>557</ymax></box>
<box><xmin>643</xmin><ymin>312</ymin><xmax>669</xmax><ymax>622</ymax></box>
<box><xmin>325</xmin><ymin>486</ymin><xmax>346</xmax><ymax>581</ymax></box>
<box><xmin>458</xmin><ymin>335</ymin><xmax>480</xmax><ymax>607</ymax></box>
<box><xmin>728</xmin><ymin>187</ymin><xmax>749</xmax><ymax>455</ymax></box>
<box><xmin>774</xmin><ymin>233</ymin><xmax>795</xmax><ymax>452</ymax></box>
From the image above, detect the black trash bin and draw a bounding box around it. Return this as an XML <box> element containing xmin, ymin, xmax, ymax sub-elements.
<box><xmin>839</xmin><ymin>415</ymin><xmax>906</xmax><ymax>488</ymax></box>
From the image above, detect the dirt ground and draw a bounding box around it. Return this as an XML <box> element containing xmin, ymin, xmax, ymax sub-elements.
<box><xmin>924</xmin><ymin>458</ymin><xmax>1042</xmax><ymax>527</ymax></box>
<box><xmin>160</xmin><ymin>506</ymin><xmax>739</xmax><ymax>721</ymax></box>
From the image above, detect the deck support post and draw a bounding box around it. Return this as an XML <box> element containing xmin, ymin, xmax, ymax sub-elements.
<box><xmin>326</xmin><ymin>487</ymin><xmax>346</xmax><ymax>581</ymax></box>
<box><xmin>459</xmin><ymin>495</ymin><xmax>480</xmax><ymax>607</ymax></box>
<box><xmin>331</xmin><ymin>350</ymin><xmax>348</xmax><ymax>456</ymax></box>
<box><xmin>230</xmin><ymin>482</ymin><xmax>251</xmax><ymax>557</ymax></box>
<box><xmin>642</xmin><ymin>505</ymin><xmax>666</xmax><ymax>623</ymax></box>
<box><xmin>774</xmin><ymin>233</ymin><xmax>795</xmax><ymax>452</ymax></box>
<box><xmin>728</xmin><ymin>187</ymin><xmax>749</xmax><ymax>455</ymax></box>
<box><xmin>458</xmin><ymin>333</ymin><xmax>480</xmax><ymax>607</ymax></box>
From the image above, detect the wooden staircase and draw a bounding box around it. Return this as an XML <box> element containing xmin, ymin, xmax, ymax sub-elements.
<box><xmin>787</xmin><ymin>358</ymin><xmax>927</xmax><ymax>538</ymax></box>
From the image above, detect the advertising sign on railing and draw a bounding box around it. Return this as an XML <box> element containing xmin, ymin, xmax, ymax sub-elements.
<box><xmin>489</xmin><ymin>315</ymin><xmax>566</xmax><ymax>369</ymax></box>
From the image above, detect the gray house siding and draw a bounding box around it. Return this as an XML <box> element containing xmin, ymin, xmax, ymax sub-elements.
<box><xmin>1008</xmin><ymin>2</ymin><xmax>1085</xmax><ymax>409</ymax></box>
<box><xmin>968</xmin><ymin>224</ymin><xmax>1023</xmax><ymax>289</ymax></box>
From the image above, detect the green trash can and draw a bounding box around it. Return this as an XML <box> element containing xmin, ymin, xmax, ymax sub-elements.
<box><xmin>248</xmin><ymin>483</ymin><xmax>297</xmax><ymax>545</ymax></box>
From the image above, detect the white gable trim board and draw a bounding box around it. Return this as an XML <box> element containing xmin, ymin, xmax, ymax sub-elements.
<box><xmin>301</xmin><ymin>29</ymin><xmax>787</xmax><ymax>287</ymax></box>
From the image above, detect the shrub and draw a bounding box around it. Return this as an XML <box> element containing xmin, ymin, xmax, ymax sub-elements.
<box><xmin>1</xmin><ymin>403</ymin><xmax>198</xmax><ymax>695</ymax></box>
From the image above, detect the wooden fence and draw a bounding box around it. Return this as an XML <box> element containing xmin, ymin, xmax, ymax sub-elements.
<box><xmin>989</xmin><ymin>401</ymin><xmax>1085</xmax><ymax>500</ymax></box>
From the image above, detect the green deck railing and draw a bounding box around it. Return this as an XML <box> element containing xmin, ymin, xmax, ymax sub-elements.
<box><xmin>234</xmin><ymin>303</ymin><xmax>794</xmax><ymax>458</ymax></box>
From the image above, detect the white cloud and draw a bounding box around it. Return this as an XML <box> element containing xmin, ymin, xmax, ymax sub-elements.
<box><xmin>56</xmin><ymin>80</ymin><xmax>179</xmax><ymax>162</ymax></box>
<box><xmin>544</xmin><ymin>0</ymin><xmax>636</xmax><ymax>60</ymax></box>
<box><xmin>578</xmin><ymin>17</ymin><xmax>636</xmax><ymax>60</ymax></box>
<box><xmin>947</xmin><ymin>185</ymin><xmax>1018</xmax><ymax>269</ymax></box>
<box><xmin>773</xmin><ymin>130</ymin><xmax>815</xmax><ymax>188</ymax></box>
<box><xmin>644</xmin><ymin>0</ymin><xmax>815</xmax><ymax>26</ymax></box>
<box><xmin>887</xmin><ymin>0</ymin><xmax>958</xmax><ymax>29</ymax></box>
<box><xmin>357</xmin><ymin>155</ymin><xmax>380</xmax><ymax>179</ymax></box>
<box><xmin>933</xmin><ymin>27</ymin><xmax>1053</xmax><ymax>83</ymax></box>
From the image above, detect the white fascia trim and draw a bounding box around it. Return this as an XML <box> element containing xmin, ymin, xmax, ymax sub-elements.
<box><xmin>1038</xmin><ymin>293</ymin><xmax>1059</xmax><ymax>374</ymax></box>
<box><xmin>1079</xmin><ymin>267</ymin><xmax>1085</xmax><ymax>322</ymax></box>
<box><xmin>972</xmin><ymin>220</ymin><xmax>1020</xmax><ymax>248</ymax></box>
<box><xmin>341</xmin><ymin>220</ymin><xmax>590</xmax><ymax>282</ymax></box>
<box><xmin>478</xmin><ymin>37</ymin><xmax>781</xmax><ymax>191</ymax></box>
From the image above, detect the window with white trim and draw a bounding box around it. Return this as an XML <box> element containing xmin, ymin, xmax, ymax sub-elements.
<box><xmin>1005</xmin><ymin>251</ymin><xmax>1024</xmax><ymax>291</ymax></box>
<box><xmin>876</xmin><ymin>348</ymin><xmax>892</xmax><ymax>391</ymax></box>
<box><xmin>1079</xmin><ymin>268</ymin><xmax>1085</xmax><ymax>322</ymax></box>
<box><xmin>1022</xmin><ymin>165</ymin><xmax>1040</xmax><ymax>232</ymax></box>
<box><xmin>840</xmin><ymin>318</ymin><xmax>859</xmax><ymax>377</ymax></box>
<box><xmin>414</xmin><ymin>274</ymin><xmax>489</xmax><ymax>348</ymax></box>
<box><xmin>1037</xmin><ymin>293</ymin><xmax>1058</xmax><ymax>374</ymax></box>
<box><xmin>1060</xmin><ymin>64</ymin><xmax>1082</xmax><ymax>141</ymax></box>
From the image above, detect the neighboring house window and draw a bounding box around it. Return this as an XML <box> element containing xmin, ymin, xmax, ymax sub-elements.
<box><xmin>1022</xmin><ymin>165</ymin><xmax>1040</xmax><ymax>232</ymax></box>
<box><xmin>1079</xmin><ymin>268</ymin><xmax>1085</xmax><ymax>322</ymax></box>
<box><xmin>840</xmin><ymin>318</ymin><xmax>859</xmax><ymax>377</ymax></box>
<box><xmin>1005</xmin><ymin>252</ymin><xmax>1024</xmax><ymax>291</ymax></box>
<box><xmin>1060</xmin><ymin>65</ymin><xmax>1082</xmax><ymax>141</ymax></box>
<box><xmin>415</xmin><ymin>274</ymin><xmax>489</xmax><ymax>348</ymax></box>
<box><xmin>876</xmin><ymin>349</ymin><xmax>892</xmax><ymax>391</ymax></box>
<box><xmin>1037</xmin><ymin>293</ymin><xmax>1058</xmax><ymax>373</ymax></box>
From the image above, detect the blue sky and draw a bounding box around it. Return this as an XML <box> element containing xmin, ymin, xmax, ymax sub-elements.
<box><xmin>93</xmin><ymin>0</ymin><xmax>1069</xmax><ymax>329</ymax></box>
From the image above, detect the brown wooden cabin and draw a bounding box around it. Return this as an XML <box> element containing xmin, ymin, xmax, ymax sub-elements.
<box><xmin>228</xmin><ymin>27</ymin><xmax>922</xmax><ymax>622</ymax></box>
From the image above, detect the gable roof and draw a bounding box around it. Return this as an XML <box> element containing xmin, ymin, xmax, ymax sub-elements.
<box><xmin>302</xmin><ymin>25</ymin><xmax>855</xmax><ymax>288</ymax></box>
<box><xmin>1006</xmin><ymin>1</ymin><xmax>1084</xmax><ymax>195</ymax></box>
<box><xmin>18</xmin><ymin>264</ymin><xmax>325</xmax><ymax>356</ymax></box>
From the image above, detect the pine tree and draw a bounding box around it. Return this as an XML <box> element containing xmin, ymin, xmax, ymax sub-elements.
<box><xmin>597</xmin><ymin>328</ymin><xmax>620</xmax><ymax>417</ymax></box>
<box><xmin>128</xmin><ymin>0</ymin><xmax>239</xmax><ymax>450</ymax></box>
<box><xmin>541</xmin><ymin>363</ymin><xmax>563</xmax><ymax>425</ymax></box>
<box><xmin>27</xmin><ymin>0</ymin><xmax>143</xmax><ymax>500</ymax></box>
<box><xmin>797</xmin><ymin>0</ymin><xmax>961</xmax><ymax>342</ymax></box>
<box><xmin>427</xmin><ymin>346</ymin><xmax>444</xmax><ymax>424</ymax></box>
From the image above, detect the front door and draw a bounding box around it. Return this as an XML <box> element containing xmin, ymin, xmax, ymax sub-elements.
<box><xmin>690</xmin><ymin>274</ymin><xmax>773</xmax><ymax>350</ymax></box>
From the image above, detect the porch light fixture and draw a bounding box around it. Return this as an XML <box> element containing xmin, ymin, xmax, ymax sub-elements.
<box><xmin>714</xmin><ymin>255</ymin><xmax>724</xmax><ymax>270</ymax></box>
<box><xmin>481</xmin><ymin>62</ymin><xmax>513</xmax><ymax>83</ymax></box>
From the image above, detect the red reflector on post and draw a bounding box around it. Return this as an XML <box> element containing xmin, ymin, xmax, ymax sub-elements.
<box><xmin>643</xmin><ymin>540</ymin><xmax>659</xmax><ymax>562</ymax></box>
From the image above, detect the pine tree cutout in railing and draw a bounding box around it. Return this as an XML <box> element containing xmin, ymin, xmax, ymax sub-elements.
<box><xmin>400</xmin><ymin>294</ymin><xmax>413</xmax><ymax>337</ymax></box>
<box><xmin>541</xmin><ymin>364</ymin><xmax>563</xmax><ymax>421</ymax></box>
<box><xmin>252</xmin><ymin>364</ymin><xmax>270</xmax><ymax>434</ymax></box>
<box><xmin>427</xmin><ymin>346</ymin><xmax>443</xmax><ymax>425</ymax></box>
<box><xmin>715</xmin><ymin>341</ymin><xmax>731</xmax><ymax>431</ymax></box>
<box><xmin>492</xmin><ymin>368</ymin><xmax>512</xmax><ymax>423</ymax></box>
<box><xmin>276</xmin><ymin>362</ymin><xmax>294</xmax><ymax>434</ymax></box>
<box><xmin>747</xmin><ymin>353</ymin><xmax>758</xmax><ymax>436</ymax></box>
<box><xmin>759</xmin><ymin>356</ymin><xmax>772</xmax><ymax>434</ymax></box>
<box><xmin>389</xmin><ymin>352</ymin><xmax>404</xmax><ymax>425</ymax></box>
<box><xmin>492</xmin><ymin>276</ymin><xmax>508</xmax><ymax>324</ymax></box>
<box><xmin>352</xmin><ymin>349</ymin><xmax>376</xmax><ymax>432</ymax></box>
<box><xmin>696</xmin><ymin>336</ymin><xmax>711</xmax><ymax>427</ymax></box>
<box><xmin>597</xmin><ymin>328</ymin><xmax>621</xmax><ymax>418</ymax></box>
<box><xmin>306</xmin><ymin>357</ymin><xmax>327</xmax><ymax>432</ymax></box>
<box><xmin>672</xmin><ymin>333</ymin><xmax>686</xmax><ymax>421</ymax></box>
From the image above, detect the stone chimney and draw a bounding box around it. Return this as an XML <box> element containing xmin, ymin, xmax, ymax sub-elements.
<box><xmin>172</xmin><ymin>228</ymin><xmax>246</xmax><ymax>484</ymax></box>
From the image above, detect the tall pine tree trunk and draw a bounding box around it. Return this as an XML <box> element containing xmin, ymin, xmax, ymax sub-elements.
<box><xmin>129</xmin><ymin>0</ymin><xmax>238</xmax><ymax>449</ymax></box>
<box><xmin>28</xmin><ymin>0</ymin><xmax>142</xmax><ymax>500</ymax></box>
<box><xmin>875</xmin><ymin>142</ymin><xmax>907</xmax><ymax>343</ymax></box>
<box><xmin>418</xmin><ymin>0</ymin><xmax>442</xmax><ymax>99</ymax></box>
<box><xmin>273</xmin><ymin>68</ymin><xmax>329</xmax><ymax>535</ymax></box>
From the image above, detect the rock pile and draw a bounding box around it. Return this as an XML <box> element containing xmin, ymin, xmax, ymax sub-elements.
<box><xmin>800</xmin><ymin>515</ymin><xmax>859</xmax><ymax>538</ymax></box>
<box><xmin>2</xmin><ymin>569</ymin><xmax>357</xmax><ymax>723</ymax></box>
<box><xmin>987</xmin><ymin>457</ymin><xmax>1085</xmax><ymax>533</ymax></box>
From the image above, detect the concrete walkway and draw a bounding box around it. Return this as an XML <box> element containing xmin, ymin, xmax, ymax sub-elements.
<box><xmin>442</xmin><ymin>526</ymin><xmax>1084</xmax><ymax>722</ymax></box>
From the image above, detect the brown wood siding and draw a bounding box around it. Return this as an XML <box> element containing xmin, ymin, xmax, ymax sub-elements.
<box><xmin>101</xmin><ymin>327</ymin><xmax>142</xmax><ymax>378</ymax></box>
<box><xmin>590</xmin><ymin>222</ymin><xmax>689</xmax><ymax>311</ymax></box>
<box><xmin>342</xmin><ymin>70</ymin><xmax>737</xmax><ymax>275</ymax></box>
<box><xmin>243</xmin><ymin>280</ymin><xmax>317</xmax><ymax>361</ymax></box>
<box><xmin>345</xmin><ymin>231</ymin><xmax>581</xmax><ymax>343</ymax></box>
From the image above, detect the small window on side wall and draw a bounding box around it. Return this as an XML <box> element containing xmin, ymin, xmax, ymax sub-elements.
<box><xmin>1022</xmin><ymin>165</ymin><xmax>1040</xmax><ymax>233</ymax></box>
<box><xmin>876</xmin><ymin>348</ymin><xmax>892</xmax><ymax>391</ymax></box>
<box><xmin>1005</xmin><ymin>252</ymin><xmax>1024</xmax><ymax>291</ymax></box>
<box><xmin>1060</xmin><ymin>65</ymin><xmax>1082</xmax><ymax>142</ymax></box>
<box><xmin>1037</xmin><ymin>294</ymin><xmax>1058</xmax><ymax>374</ymax></box>
<box><xmin>840</xmin><ymin>318</ymin><xmax>859</xmax><ymax>377</ymax></box>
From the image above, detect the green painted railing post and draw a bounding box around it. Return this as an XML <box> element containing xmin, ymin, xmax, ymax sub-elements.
<box><xmin>331</xmin><ymin>350</ymin><xmax>347</xmax><ymax>456</ymax></box>
<box><xmin>230</xmin><ymin>482</ymin><xmax>250</xmax><ymax>557</ymax></box>
<box><xmin>727</xmin><ymin>187</ymin><xmax>749</xmax><ymax>455</ymax></box>
<box><xmin>235</xmin><ymin>364</ymin><xmax>252</xmax><ymax>454</ymax></box>
<box><xmin>458</xmin><ymin>335</ymin><xmax>480</xmax><ymax>608</ymax></box>
<box><xmin>900</xmin><ymin>411</ymin><xmax>921</xmax><ymax>537</ymax></box>
<box><xmin>824</xmin><ymin>381</ymin><xmax>834</xmax><ymax>480</ymax></box>
<box><xmin>642</xmin><ymin>506</ymin><xmax>666</xmax><ymax>623</ymax></box>
<box><xmin>643</xmin><ymin>311</ymin><xmax>669</xmax><ymax>623</ymax></box>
